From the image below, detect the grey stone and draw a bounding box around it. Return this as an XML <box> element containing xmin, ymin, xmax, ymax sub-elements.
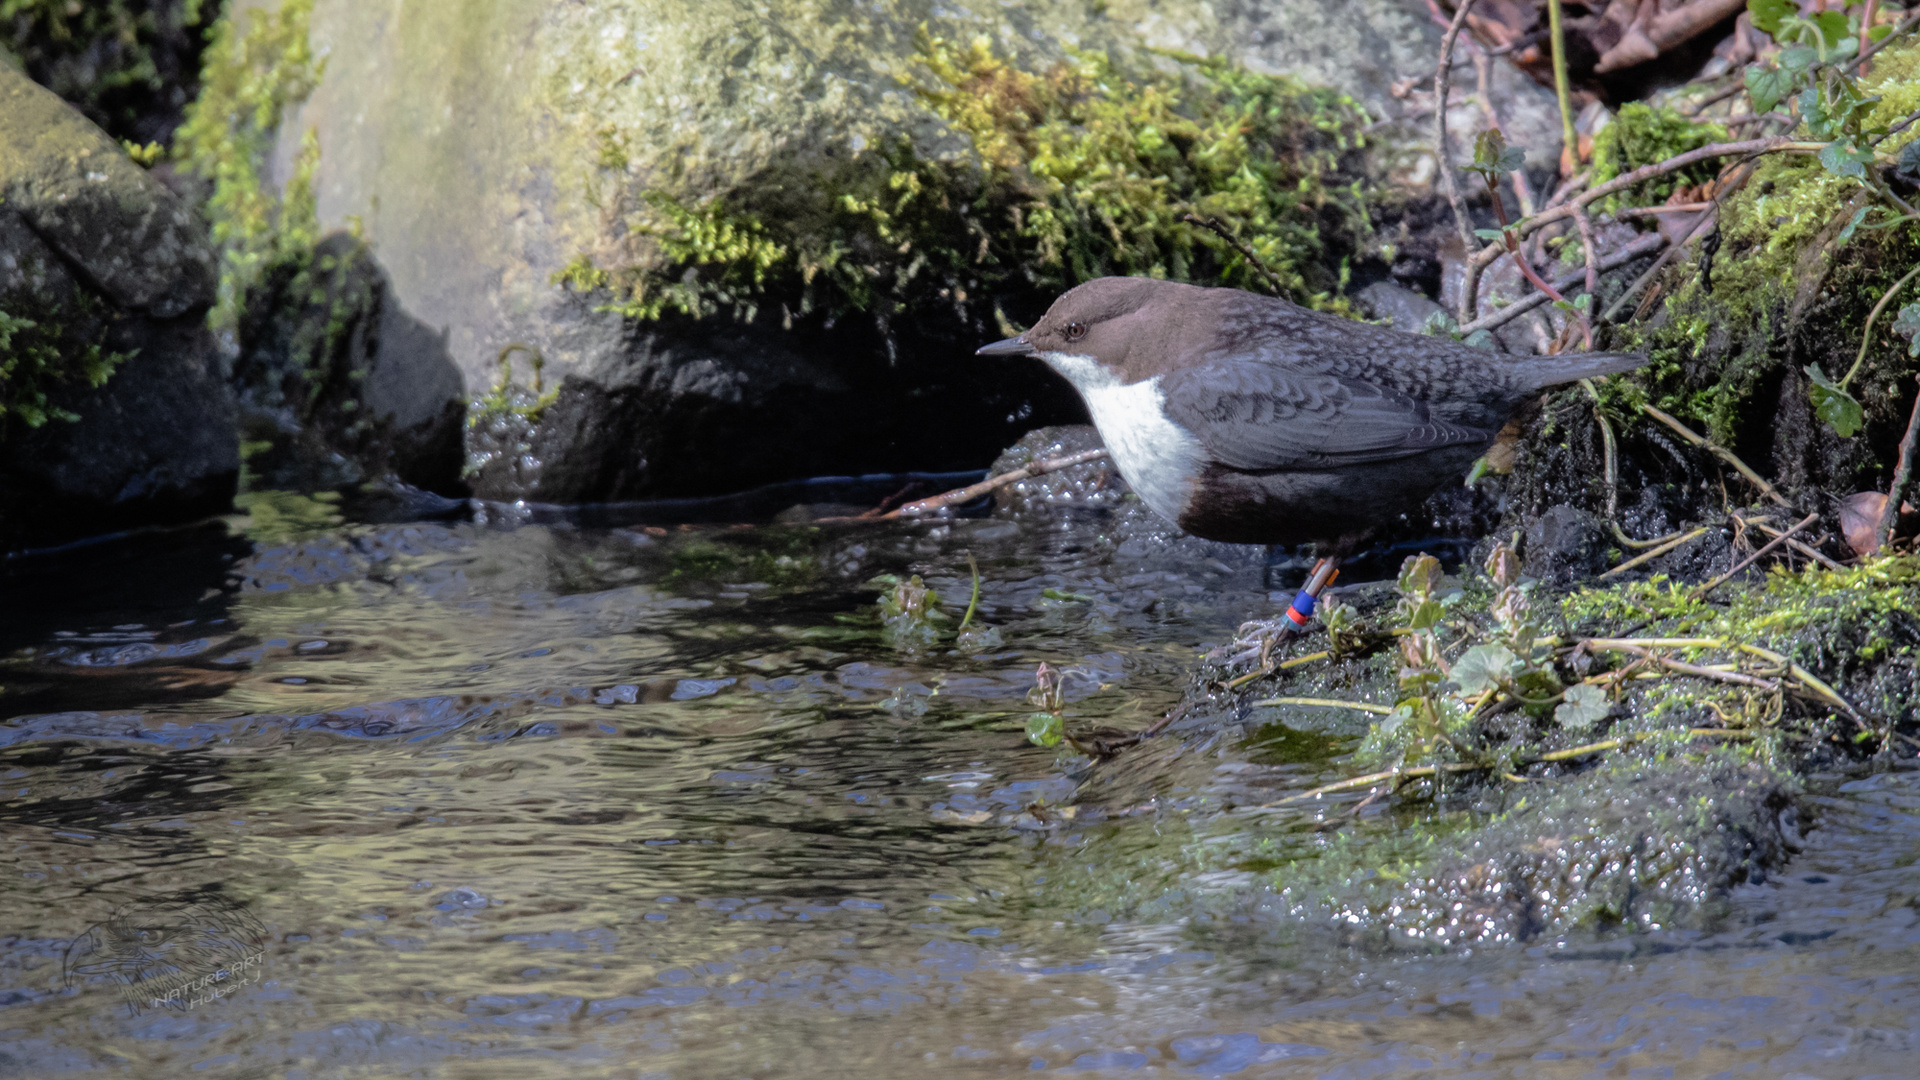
<box><xmin>1522</xmin><ymin>503</ymin><xmax>1612</xmax><ymax>585</ymax></box>
<box><xmin>1354</xmin><ymin>279</ymin><xmax>1446</xmax><ymax>332</ymax></box>
<box><xmin>0</xmin><ymin>299</ymin><xmax>237</xmax><ymax>551</ymax></box>
<box><xmin>0</xmin><ymin>77</ymin><xmax>235</xmax><ymax>552</ymax></box>
<box><xmin>0</xmin><ymin>63</ymin><xmax>216</xmax><ymax>319</ymax></box>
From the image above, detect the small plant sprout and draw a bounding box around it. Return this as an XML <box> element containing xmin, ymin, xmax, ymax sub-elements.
<box><xmin>1026</xmin><ymin>662</ymin><xmax>1067</xmax><ymax>747</ymax></box>
<box><xmin>955</xmin><ymin>554</ymin><xmax>1005</xmax><ymax>653</ymax></box>
<box><xmin>877</xmin><ymin>574</ymin><xmax>947</xmax><ymax>653</ymax></box>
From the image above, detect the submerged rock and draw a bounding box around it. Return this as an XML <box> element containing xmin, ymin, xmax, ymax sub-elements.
<box><xmin>0</xmin><ymin>63</ymin><xmax>235</xmax><ymax>551</ymax></box>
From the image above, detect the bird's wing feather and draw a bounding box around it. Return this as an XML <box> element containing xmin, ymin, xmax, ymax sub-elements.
<box><xmin>1159</xmin><ymin>359</ymin><xmax>1493</xmax><ymax>471</ymax></box>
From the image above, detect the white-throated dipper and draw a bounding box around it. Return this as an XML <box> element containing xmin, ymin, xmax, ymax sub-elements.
<box><xmin>978</xmin><ymin>277</ymin><xmax>1647</xmax><ymax>628</ymax></box>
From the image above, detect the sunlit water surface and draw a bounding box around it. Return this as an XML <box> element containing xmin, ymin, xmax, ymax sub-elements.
<box><xmin>3</xmin><ymin>505</ymin><xmax>1918</xmax><ymax>1079</ymax></box>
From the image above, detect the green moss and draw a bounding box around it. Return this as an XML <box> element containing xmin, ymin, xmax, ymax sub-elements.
<box><xmin>1589</xmin><ymin>104</ymin><xmax>1727</xmax><ymax>211</ymax></box>
<box><xmin>664</xmin><ymin>529</ymin><xmax>821</xmax><ymax>590</ymax></box>
<box><xmin>174</xmin><ymin>0</ymin><xmax>322</xmax><ymax>328</ymax></box>
<box><xmin>1597</xmin><ymin>39</ymin><xmax>1920</xmax><ymax>448</ymax></box>
<box><xmin>557</xmin><ymin>31</ymin><xmax>1380</xmax><ymax>334</ymax></box>
<box><xmin>1193</xmin><ymin>548</ymin><xmax>1919</xmax><ymax>942</ymax></box>
<box><xmin>0</xmin><ymin>300</ymin><xmax>130</xmax><ymax>434</ymax></box>
<box><xmin>0</xmin><ymin>0</ymin><xmax>210</xmax><ymax>143</ymax></box>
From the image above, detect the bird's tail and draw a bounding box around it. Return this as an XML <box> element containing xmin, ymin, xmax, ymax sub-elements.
<box><xmin>1516</xmin><ymin>350</ymin><xmax>1649</xmax><ymax>392</ymax></box>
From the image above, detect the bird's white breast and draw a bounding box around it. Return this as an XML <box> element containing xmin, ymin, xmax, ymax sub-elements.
<box><xmin>1038</xmin><ymin>352</ymin><xmax>1203</xmax><ymax>524</ymax></box>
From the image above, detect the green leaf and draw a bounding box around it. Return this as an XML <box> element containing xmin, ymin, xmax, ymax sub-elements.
<box><xmin>1891</xmin><ymin>301</ymin><xmax>1920</xmax><ymax>355</ymax></box>
<box><xmin>1897</xmin><ymin>141</ymin><xmax>1920</xmax><ymax>179</ymax></box>
<box><xmin>1420</xmin><ymin>310</ymin><xmax>1460</xmax><ymax>337</ymax></box>
<box><xmin>1554</xmin><ymin>684</ymin><xmax>1611</xmax><ymax>732</ymax></box>
<box><xmin>1745</xmin><ymin>65</ymin><xmax>1791</xmax><ymax>115</ymax></box>
<box><xmin>1779</xmin><ymin>44</ymin><xmax>1818</xmax><ymax>75</ymax></box>
<box><xmin>1469</xmin><ymin>129</ymin><xmax>1526</xmax><ymax>179</ymax></box>
<box><xmin>1397</xmin><ymin>553</ymin><xmax>1442</xmax><ymax>599</ymax></box>
<box><xmin>1836</xmin><ymin>206</ymin><xmax>1872</xmax><ymax>247</ymax></box>
<box><xmin>1451</xmin><ymin>643</ymin><xmax>1518</xmax><ymax>697</ymax></box>
<box><xmin>1747</xmin><ymin>0</ymin><xmax>1795</xmax><ymax>37</ymax></box>
<box><xmin>1800</xmin><ymin>87</ymin><xmax>1833</xmax><ymax>138</ymax></box>
<box><xmin>1463</xmin><ymin>329</ymin><xmax>1497</xmax><ymax>350</ymax></box>
<box><xmin>1818</xmin><ymin>139</ymin><xmax>1874</xmax><ymax>180</ymax></box>
<box><xmin>1025</xmin><ymin>712</ymin><xmax>1064</xmax><ymax>747</ymax></box>
<box><xmin>1811</xmin><ymin>11</ymin><xmax>1851</xmax><ymax>54</ymax></box>
<box><xmin>1472</xmin><ymin>227</ymin><xmax>1508</xmax><ymax>241</ymax></box>
<box><xmin>1806</xmin><ymin>363</ymin><xmax>1865</xmax><ymax>437</ymax></box>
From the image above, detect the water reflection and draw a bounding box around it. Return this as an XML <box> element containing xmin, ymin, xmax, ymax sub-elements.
<box><xmin>1</xmin><ymin>508</ymin><xmax>1917</xmax><ymax>1078</ymax></box>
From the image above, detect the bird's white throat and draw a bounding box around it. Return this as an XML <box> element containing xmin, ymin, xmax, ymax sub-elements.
<box><xmin>1038</xmin><ymin>351</ymin><xmax>1203</xmax><ymax>523</ymax></box>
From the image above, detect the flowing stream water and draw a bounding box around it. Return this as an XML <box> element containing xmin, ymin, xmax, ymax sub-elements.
<box><xmin>2</xmin><ymin>491</ymin><xmax>1918</xmax><ymax>1079</ymax></box>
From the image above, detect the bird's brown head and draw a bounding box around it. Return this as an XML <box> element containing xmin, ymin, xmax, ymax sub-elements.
<box><xmin>975</xmin><ymin>277</ymin><xmax>1216</xmax><ymax>383</ymax></box>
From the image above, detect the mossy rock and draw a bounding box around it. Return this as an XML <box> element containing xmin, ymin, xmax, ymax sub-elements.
<box><xmin>231</xmin><ymin>0</ymin><xmax>1559</xmax><ymax>502</ymax></box>
<box><xmin>1503</xmin><ymin>40</ymin><xmax>1920</xmax><ymax>536</ymax></box>
<box><xmin>1</xmin><ymin>61</ymin><xmax>235</xmax><ymax>551</ymax></box>
<box><xmin>0</xmin><ymin>61</ymin><xmax>215</xmax><ymax>318</ymax></box>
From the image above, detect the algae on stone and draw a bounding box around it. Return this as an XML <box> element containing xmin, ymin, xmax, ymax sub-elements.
<box><xmin>560</xmin><ymin>33</ymin><xmax>1381</xmax><ymax>339</ymax></box>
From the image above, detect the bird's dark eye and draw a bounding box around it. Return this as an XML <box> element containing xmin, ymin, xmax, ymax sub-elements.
<box><xmin>1063</xmin><ymin>321</ymin><xmax>1088</xmax><ymax>342</ymax></box>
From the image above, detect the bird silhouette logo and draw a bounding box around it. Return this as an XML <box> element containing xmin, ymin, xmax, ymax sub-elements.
<box><xmin>62</xmin><ymin>894</ymin><xmax>268</xmax><ymax>1015</ymax></box>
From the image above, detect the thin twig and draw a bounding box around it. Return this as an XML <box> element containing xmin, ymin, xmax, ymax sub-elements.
<box><xmin>1844</xmin><ymin>8</ymin><xmax>1920</xmax><ymax>74</ymax></box>
<box><xmin>1612</xmin><ymin>524</ymin><xmax>1692</xmax><ymax>550</ymax></box>
<box><xmin>1682</xmin><ymin>81</ymin><xmax>1746</xmax><ymax>117</ymax></box>
<box><xmin>960</xmin><ymin>553</ymin><xmax>982</xmax><ymax>630</ymax></box>
<box><xmin>1458</xmin><ymin>233</ymin><xmax>1665</xmax><ymax>336</ymax></box>
<box><xmin>1262</xmin><ymin>726</ymin><xmax>1759</xmax><ymax>808</ymax></box>
<box><xmin>1600</xmin><ymin>643</ymin><xmax>1783</xmax><ymax>691</ymax></box>
<box><xmin>1182</xmin><ymin>215</ymin><xmax>1288</xmax><ymax>298</ymax></box>
<box><xmin>1479</xmin><ymin>169</ymin><xmax>1594</xmax><ymax>346</ymax></box>
<box><xmin>1641</xmin><ymin>404</ymin><xmax>1792</xmax><ymax>506</ymax></box>
<box><xmin>1600</xmin><ymin>525</ymin><xmax>1712</xmax><ymax>577</ymax></box>
<box><xmin>1537</xmin><ymin>728</ymin><xmax>1754</xmax><ymax>762</ymax></box>
<box><xmin>1860</xmin><ymin>0</ymin><xmax>1881</xmax><ymax>76</ymax></box>
<box><xmin>1880</xmin><ymin>380</ymin><xmax>1920</xmax><ymax>552</ymax></box>
<box><xmin>1600</xmin><ymin>161</ymin><xmax>1753</xmax><ymax>325</ymax></box>
<box><xmin>1734</xmin><ymin>643</ymin><xmax>1872</xmax><ymax>730</ymax></box>
<box><xmin>1435</xmin><ymin>0</ymin><xmax>1482</xmax><ymax>323</ymax></box>
<box><xmin>1468</xmin><ymin>48</ymin><xmax>1536</xmax><ymax>218</ymax></box>
<box><xmin>1580</xmin><ymin>637</ymin><xmax>1872</xmax><ymax>730</ymax></box>
<box><xmin>1580</xmin><ymin>378</ymin><xmax>1619</xmax><ymax>517</ymax></box>
<box><xmin>1259</xmin><ymin>763</ymin><xmax>1486</xmax><ymax>807</ymax></box>
<box><xmin>1613</xmin><ymin>203</ymin><xmax>1715</xmax><ymax>217</ymax></box>
<box><xmin>1469</xmin><ymin>138</ymin><xmax>1816</xmax><ymax>272</ymax></box>
<box><xmin>1221</xmin><ymin>649</ymin><xmax>1333</xmax><ymax>690</ymax></box>
<box><xmin>1692</xmin><ymin>513</ymin><xmax>1819</xmax><ymax>599</ymax></box>
<box><xmin>1746</xmin><ymin>519</ymin><xmax>1845</xmax><ymax>570</ymax></box>
<box><xmin>1251</xmin><ymin>696</ymin><xmax>1396</xmax><ymax>715</ymax></box>
<box><xmin>1572</xmin><ymin>205</ymin><xmax>1601</xmax><ymax>301</ymax></box>
<box><xmin>1546</xmin><ymin>0</ymin><xmax>1579</xmax><ymax>176</ymax></box>
<box><xmin>1844</xmin><ymin>262</ymin><xmax>1920</xmax><ymax>390</ymax></box>
<box><xmin>855</xmin><ymin>448</ymin><xmax>1110</xmax><ymax>520</ymax></box>
<box><xmin>1542</xmin><ymin>169</ymin><xmax>1591</xmax><ymax>211</ymax></box>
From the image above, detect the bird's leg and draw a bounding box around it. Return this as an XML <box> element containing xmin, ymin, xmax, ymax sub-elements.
<box><xmin>1258</xmin><ymin>557</ymin><xmax>1342</xmax><ymax>668</ymax></box>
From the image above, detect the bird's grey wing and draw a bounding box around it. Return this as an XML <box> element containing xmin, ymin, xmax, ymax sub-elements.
<box><xmin>1159</xmin><ymin>359</ymin><xmax>1493</xmax><ymax>471</ymax></box>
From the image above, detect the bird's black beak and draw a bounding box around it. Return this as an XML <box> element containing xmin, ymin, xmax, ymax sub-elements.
<box><xmin>975</xmin><ymin>335</ymin><xmax>1035</xmax><ymax>357</ymax></box>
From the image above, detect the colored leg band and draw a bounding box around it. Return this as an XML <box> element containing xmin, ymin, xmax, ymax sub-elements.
<box><xmin>1286</xmin><ymin>589</ymin><xmax>1316</xmax><ymax>626</ymax></box>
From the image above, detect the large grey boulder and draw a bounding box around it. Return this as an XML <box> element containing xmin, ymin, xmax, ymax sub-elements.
<box><xmin>256</xmin><ymin>0</ymin><xmax>1560</xmax><ymax>502</ymax></box>
<box><xmin>0</xmin><ymin>63</ymin><xmax>235</xmax><ymax>552</ymax></box>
